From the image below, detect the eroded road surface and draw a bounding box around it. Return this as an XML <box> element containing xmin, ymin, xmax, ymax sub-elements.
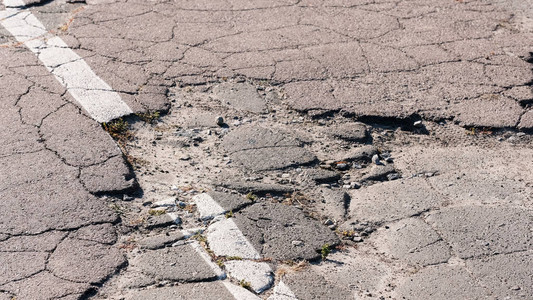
<box><xmin>1</xmin><ymin>0</ymin><xmax>532</xmax><ymax>299</ymax></box>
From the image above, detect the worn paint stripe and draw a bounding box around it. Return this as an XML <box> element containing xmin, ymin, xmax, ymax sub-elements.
<box><xmin>267</xmin><ymin>281</ymin><xmax>298</xmax><ymax>300</ymax></box>
<box><xmin>0</xmin><ymin>2</ymin><xmax>132</xmax><ymax>122</ymax></box>
<box><xmin>222</xmin><ymin>282</ymin><xmax>262</xmax><ymax>300</ymax></box>
<box><xmin>206</xmin><ymin>217</ymin><xmax>262</xmax><ymax>260</ymax></box>
<box><xmin>188</xmin><ymin>240</ymin><xmax>226</xmax><ymax>280</ymax></box>
<box><xmin>193</xmin><ymin>193</ymin><xmax>226</xmax><ymax>220</ymax></box>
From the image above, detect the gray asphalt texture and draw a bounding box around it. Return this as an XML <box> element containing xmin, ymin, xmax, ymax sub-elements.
<box><xmin>1</xmin><ymin>0</ymin><xmax>532</xmax><ymax>299</ymax></box>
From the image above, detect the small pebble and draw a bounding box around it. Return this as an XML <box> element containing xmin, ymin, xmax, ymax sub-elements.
<box><xmin>413</xmin><ymin>120</ymin><xmax>423</xmax><ymax>128</ymax></box>
<box><xmin>292</xmin><ymin>240</ymin><xmax>304</xmax><ymax>246</ymax></box>
<box><xmin>215</xmin><ymin>116</ymin><xmax>224</xmax><ymax>126</ymax></box>
<box><xmin>353</xmin><ymin>225</ymin><xmax>365</xmax><ymax>231</ymax></box>
<box><xmin>123</xmin><ymin>195</ymin><xmax>134</xmax><ymax>201</ymax></box>
<box><xmin>281</xmin><ymin>173</ymin><xmax>291</xmax><ymax>178</ymax></box>
<box><xmin>353</xmin><ymin>163</ymin><xmax>363</xmax><ymax>169</ymax></box>
<box><xmin>324</xmin><ymin>219</ymin><xmax>334</xmax><ymax>226</ymax></box>
<box><xmin>336</xmin><ymin>163</ymin><xmax>349</xmax><ymax>170</ymax></box>
<box><xmin>353</xmin><ymin>237</ymin><xmax>363</xmax><ymax>242</ymax></box>
<box><xmin>371</xmin><ymin>154</ymin><xmax>382</xmax><ymax>165</ymax></box>
<box><xmin>350</xmin><ymin>182</ymin><xmax>361</xmax><ymax>189</ymax></box>
<box><xmin>387</xmin><ymin>173</ymin><xmax>400</xmax><ymax>181</ymax></box>
<box><xmin>342</xmin><ymin>184</ymin><xmax>351</xmax><ymax>189</ymax></box>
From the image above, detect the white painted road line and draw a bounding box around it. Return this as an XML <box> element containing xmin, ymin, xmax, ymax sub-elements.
<box><xmin>183</xmin><ymin>231</ymin><xmax>263</xmax><ymax>300</ymax></box>
<box><xmin>0</xmin><ymin>2</ymin><xmax>133</xmax><ymax>123</ymax></box>
<box><xmin>206</xmin><ymin>217</ymin><xmax>262</xmax><ymax>260</ymax></box>
<box><xmin>267</xmin><ymin>281</ymin><xmax>298</xmax><ymax>300</ymax></box>
<box><xmin>193</xmin><ymin>193</ymin><xmax>226</xmax><ymax>220</ymax></box>
<box><xmin>188</xmin><ymin>240</ymin><xmax>226</xmax><ymax>280</ymax></box>
<box><xmin>224</xmin><ymin>260</ymin><xmax>274</xmax><ymax>293</ymax></box>
<box><xmin>222</xmin><ymin>281</ymin><xmax>262</xmax><ymax>300</ymax></box>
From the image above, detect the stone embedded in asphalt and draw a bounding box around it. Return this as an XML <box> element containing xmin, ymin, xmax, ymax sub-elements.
<box><xmin>425</xmin><ymin>206</ymin><xmax>532</xmax><ymax>259</ymax></box>
<box><xmin>212</xmin><ymin>82</ymin><xmax>267</xmax><ymax>113</ymax></box>
<box><xmin>233</xmin><ymin>202</ymin><xmax>340</xmax><ymax>261</ymax></box>
<box><xmin>215</xmin><ymin>116</ymin><xmax>224</xmax><ymax>126</ymax></box>
<box><xmin>138</xmin><ymin>231</ymin><xmax>185</xmax><ymax>250</ymax></box>
<box><xmin>125</xmin><ymin>282</ymin><xmax>237</xmax><ymax>300</ymax></box>
<box><xmin>370</xmin><ymin>218</ymin><xmax>451</xmax><ymax>266</ymax></box>
<box><xmin>220</xmin><ymin>126</ymin><xmax>316</xmax><ymax>171</ymax></box>
<box><xmin>394</xmin><ymin>265</ymin><xmax>490</xmax><ymax>300</ymax></box>
<box><xmin>371</xmin><ymin>154</ymin><xmax>381</xmax><ymax>165</ymax></box>
<box><xmin>386</xmin><ymin>173</ymin><xmax>400</xmax><ymax>181</ymax></box>
<box><xmin>131</xmin><ymin>243</ymin><xmax>218</xmax><ymax>282</ymax></box>
<box><xmin>335</xmin><ymin>162</ymin><xmax>349</xmax><ymax>170</ymax></box>
<box><xmin>345</xmin><ymin>177</ymin><xmax>441</xmax><ymax>224</ymax></box>
<box><xmin>224</xmin><ymin>260</ymin><xmax>274</xmax><ymax>293</ymax></box>
<box><xmin>48</xmin><ymin>237</ymin><xmax>126</xmax><ymax>284</ymax></box>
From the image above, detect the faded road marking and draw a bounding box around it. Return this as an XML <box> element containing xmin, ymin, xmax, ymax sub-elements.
<box><xmin>0</xmin><ymin>0</ymin><xmax>132</xmax><ymax>122</ymax></box>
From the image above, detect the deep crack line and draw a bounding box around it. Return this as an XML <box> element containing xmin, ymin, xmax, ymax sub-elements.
<box><xmin>0</xmin><ymin>1</ymin><xmax>133</xmax><ymax>123</ymax></box>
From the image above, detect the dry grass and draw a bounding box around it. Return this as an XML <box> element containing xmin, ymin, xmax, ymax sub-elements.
<box><xmin>275</xmin><ymin>260</ymin><xmax>309</xmax><ymax>278</ymax></box>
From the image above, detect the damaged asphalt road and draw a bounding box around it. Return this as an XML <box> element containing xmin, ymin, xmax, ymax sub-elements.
<box><xmin>0</xmin><ymin>0</ymin><xmax>532</xmax><ymax>299</ymax></box>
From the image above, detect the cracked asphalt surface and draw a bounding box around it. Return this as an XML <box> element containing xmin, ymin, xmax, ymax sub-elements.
<box><xmin>0</xmin><ymin>0</ymin><xmax>532</xmax><ymax>299</ymax></box>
